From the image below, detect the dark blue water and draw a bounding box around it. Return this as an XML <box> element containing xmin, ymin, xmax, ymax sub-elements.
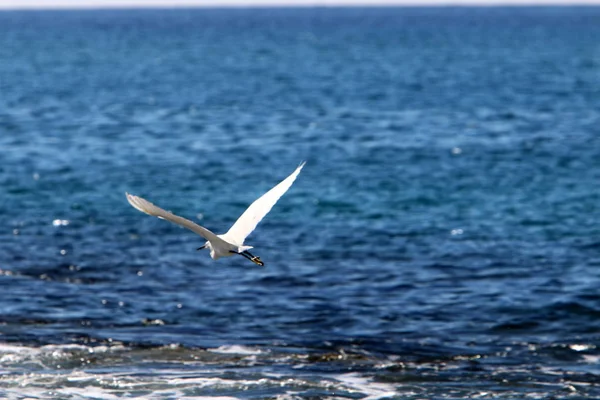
<box><xmin>1</xmin><ymin>6</ymin><xmax>600</xmax><ymax>399</ymax></box>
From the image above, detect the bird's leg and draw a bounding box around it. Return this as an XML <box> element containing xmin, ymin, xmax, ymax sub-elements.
<box><xmin>242</xmin><ymin>251</ymin><xmax>264</xmax><ymax>267</ymax></box>
<box><xmin>228</xmin><ymin>250</ymin><xmax>265</xmax><ymax>266</ymax></box>
<box><xmin>232</xmin><ymin>250</ymin><xmax>251</xmax><ymax>259</ymax></box>
<box><xmin>230</xmin><ymin>250</ymin><xmax>254</xmax><ymax>261</ymax></box>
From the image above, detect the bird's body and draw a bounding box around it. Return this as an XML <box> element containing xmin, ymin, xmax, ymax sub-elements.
<box><xmin>126</xmin><ymin>162</ymin><xmax>305</xmax><ymax>266</ymax></box>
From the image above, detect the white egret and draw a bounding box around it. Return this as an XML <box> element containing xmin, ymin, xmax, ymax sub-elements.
<box><xmin>126</xmin><ymin>162</ymin><xmax>305</xmax><ymax>266</ymax></box>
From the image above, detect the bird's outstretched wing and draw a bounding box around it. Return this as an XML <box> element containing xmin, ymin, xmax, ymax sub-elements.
<box><xmin>223</xmin><ymin>162</ymin><xmax>305</xmax><ymax>245</ymax></box>
<box><xmin>126</xmin><ymin>193</ymin><xmax>225</xmax><ymax>245</ymax></box>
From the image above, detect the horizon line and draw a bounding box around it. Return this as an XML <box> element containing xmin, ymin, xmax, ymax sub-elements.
<box><xmin>1</xmin><ymin>1</ymin><xmax>600</xmax><ymax>11</ymax></box>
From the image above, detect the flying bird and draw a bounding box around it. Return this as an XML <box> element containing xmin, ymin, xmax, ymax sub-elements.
<box><xmin>126</xmin><ymin>162</ymin><xmax>305</xmax><ymax>266</ymax></box>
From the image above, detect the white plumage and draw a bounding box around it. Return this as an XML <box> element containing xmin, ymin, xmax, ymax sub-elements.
<box><xmin>126</xmin><ymin>162</ymin><xmax>305</xmax><ymax>266</ymax></box>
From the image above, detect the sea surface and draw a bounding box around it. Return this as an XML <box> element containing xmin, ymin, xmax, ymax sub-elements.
<box><xmin>0</xmin><ymin>6</ymin><xmax>599</xmax><ymax>399</ymax></box>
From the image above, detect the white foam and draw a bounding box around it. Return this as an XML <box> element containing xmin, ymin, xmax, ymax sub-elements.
<box><xmin>0</xmin><ymin>343</ymin><xmax>127</xmax><ymax>370</ymax></box>
<box><xmin>208</xmin><ymin>345</ymin><xmax>263</xmax><ymax>355</ymax></box>
<box><xmin>0</xmin><ymin>343</ymin><xmax>401</xmax><ymax>399</ymax></box>
<box><xmin>0</xmin><ymin>367</ymin><xmax>397</xmax><ymax>400</ymax></box>
<box><xmin>569</xmin><ymin>344</ymin><xmax>596</xmax><ymax>352</ymax></box>
<box><xmin>52</xmin><ymin>387</ymin><xmax>122</xmax><ymax>400</ymax></box>
<box><xmin>334</xmin><ymin>373</ymin><xmax>398</xmax><ymax>400</ymax></box>
<box><xmin>582</xmin><ymin>354</ymin><xmax>600</xmax><ymax>363</ymax></box>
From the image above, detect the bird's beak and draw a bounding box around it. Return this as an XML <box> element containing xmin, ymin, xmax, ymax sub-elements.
<box><xmin>197</xmin><ymin>244</ymin><xmax>206</xmax><ymax>251</ymax></box>
<box><xmin>250</xmin><ymin>256</ymin><xmax>264</xmax><ymax>267</ymax></box>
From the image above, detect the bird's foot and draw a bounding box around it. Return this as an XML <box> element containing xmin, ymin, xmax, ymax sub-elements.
<box><xmin>250</xmin><ymin>256</ymin><xmax>264</xmax><ymax>266</ymax></box>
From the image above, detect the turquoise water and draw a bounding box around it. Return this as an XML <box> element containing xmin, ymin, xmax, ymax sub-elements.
<box><xmin>1</xmin><ymin>6</ymin><xmax>600</xmax><ymax>399</ymax></box>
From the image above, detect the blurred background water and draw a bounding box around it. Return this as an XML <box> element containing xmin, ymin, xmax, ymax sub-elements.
<box><xmin>0</xmin><ymin>6</ymin><xmax>600</xmax><ymax>399</ymax></box>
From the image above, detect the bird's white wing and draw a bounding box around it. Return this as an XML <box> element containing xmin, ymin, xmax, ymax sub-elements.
<box><xmin>126</xmin><ymin>193</ymin><xmax>225</xmax><ymax>245</ymax></box>
<box><xmin>223</xmin><ymin>162</ymin><xmax>305</xmax><ymax>245</ymax></box>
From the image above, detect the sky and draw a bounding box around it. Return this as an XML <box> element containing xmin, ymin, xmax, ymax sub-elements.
<box><xmin>0</xmin><ymin>0</ymin><xmax>599</xmax><ymax>8</ymax></box>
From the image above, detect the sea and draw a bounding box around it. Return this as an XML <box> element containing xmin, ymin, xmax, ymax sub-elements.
<box><xmin>0</xmin><ymin>5</ymin><xmax>599</xmax><ymax>399</ymax></box>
